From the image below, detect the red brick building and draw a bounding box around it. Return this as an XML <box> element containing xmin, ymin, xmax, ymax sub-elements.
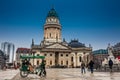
<box><xmin>16</xmin><ymin>48</ymin><xmax>31</xmax><ymax>65</ymax></box>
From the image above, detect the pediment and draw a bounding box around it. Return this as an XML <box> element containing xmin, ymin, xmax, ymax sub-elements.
<box><xmin>45</xmin><ymin>43</ymin><xmax>69</xmax><ymax>49</ymax></box>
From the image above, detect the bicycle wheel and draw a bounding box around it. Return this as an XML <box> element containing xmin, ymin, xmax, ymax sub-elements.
<box><xmin>41</xmin><ymin>70</ymin><xmax>46</xmax><ymax>77</ymax></box>
<box><xmin>20</xmin><ymin>71</ymin><xmax>29</xmax><ymax>78</ymax></box>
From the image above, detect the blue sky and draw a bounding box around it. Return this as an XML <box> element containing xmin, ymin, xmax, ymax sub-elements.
<box><xmin>0</xmin><ymin>0</ymin><xmax>120</xmax><ymax>51</ymax></box>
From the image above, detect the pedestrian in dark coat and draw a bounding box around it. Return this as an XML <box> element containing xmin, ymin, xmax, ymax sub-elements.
<box><xmin>39</xmin><ymin>59</ymin><xmax>46</xmax><ymax>77</ymax></box>
<box><xmin>88</xmin><ymin>60</ymin><xmax>94</xmax><ymax>73</ymax></box>
<box><xmin>108</xmin><ymin>59</ymin><xmax>113</xmax><ymax>72</ymax></box>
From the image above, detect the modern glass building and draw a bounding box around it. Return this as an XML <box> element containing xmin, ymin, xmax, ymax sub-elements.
<box><xmin>1</xmin><ymin>42</ymin><xmax>15</xmax><ymax>64</ymax></box>
<box><xmin>0</xmin><ymin>50</ymin><xmax>5</xmax><ymax>69</ymax></box>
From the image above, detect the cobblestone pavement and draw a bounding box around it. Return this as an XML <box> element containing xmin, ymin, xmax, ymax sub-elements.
<box><xmin>0</xmin><ymin>69</ymin><xmax>19</xmax><ymax>80</ymax></box>
<box><xmin>12</xmin><ymin>68</ymin><xmax>120</xmax><ymax>80</ymax></box>
<box><xmin>0</xmin><ymin>69</ymin><xmax>120</xmax><ymax>80</ymax></box>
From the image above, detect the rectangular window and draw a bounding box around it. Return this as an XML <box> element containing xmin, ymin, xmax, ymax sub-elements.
<box><xmin>50</xmin><ymin>54</ymin><xmax>52</xmax><ymax>56</ymax></box>
<box><xmin>50</xmin><ymin>61</ymin><xmax>52</xmax><ymax>65</ymax></box>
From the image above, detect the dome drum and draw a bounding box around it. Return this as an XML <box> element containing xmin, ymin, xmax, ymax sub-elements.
<box><xmin>44</xmin><ymin>24</ymin><xmax>61</xmax><ymax>29</ymax></box>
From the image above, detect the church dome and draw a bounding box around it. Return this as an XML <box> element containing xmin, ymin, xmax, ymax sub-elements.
<box><xmin>68</xmin><ymin>39</ymin><xmax>85</xmax><ymax>48</ymax></box>
<box><xmin>47</xmin><ymin>8</ymin><xmax>59</xmax><ymax>18</ymax></box>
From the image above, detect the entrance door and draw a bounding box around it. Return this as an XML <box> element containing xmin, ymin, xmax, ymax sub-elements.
<box><xmin>55</xmin><ymin>52</ymin><xmax>59</xmax><ymax>66</ymax></box>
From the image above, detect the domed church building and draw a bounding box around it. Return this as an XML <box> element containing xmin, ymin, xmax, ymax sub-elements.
<box><xmin>31</xmin><ymin>8</ymin><xmax>92</xmax><ymax>68</ymax></box>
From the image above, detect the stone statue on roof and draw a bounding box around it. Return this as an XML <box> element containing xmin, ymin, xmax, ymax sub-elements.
<box><xmin>107</xmin><ymin>43</ymin><xmax>115</xmax><ymax>61</ymax></box>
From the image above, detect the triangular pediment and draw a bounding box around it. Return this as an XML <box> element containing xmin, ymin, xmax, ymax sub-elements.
<box><xmin>45</xmin><ymin>43</ymin><xmax>69</xmax><ymax>49</ymax></box>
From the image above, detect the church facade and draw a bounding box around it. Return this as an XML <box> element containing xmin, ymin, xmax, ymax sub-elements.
<box><xmin>31</xmin><ymin>8</ymin><xmax>92</xmax><ymax>68</ymax></box>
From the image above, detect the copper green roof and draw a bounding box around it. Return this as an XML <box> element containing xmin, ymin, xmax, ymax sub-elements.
<box><xmin>47</xmin><ymin>8</ymin><xmax>59</xmax><ymax>18</ymax></box>
<box><xmin>20</xmin><ymin>55</ymin><xmax>45</xmax><ymax>59</ymax></box>
<box><xmin>68</xmin><ymin>39</ymin><xmax>86</xmax><ymax>48</ymax></box>
<box><xmin>93</xmin><ymin>49</ymin><xmax>108</xmax><ymax>54</ymax></box>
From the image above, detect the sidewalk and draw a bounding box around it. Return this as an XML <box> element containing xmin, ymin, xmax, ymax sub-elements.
<box><xmin>45</xmin><ymin>68</ymin><xmax>120</xmax><ymax>80</ymax></box>
<box><xmin>1</xmin><ymin>68</ymin><xmax>120</xmax><ymax>80</ymax></box>
<box><xmin>0</xmin><ymin>69</ymin><xmax>19</xmax><ymax>80</ymax></box>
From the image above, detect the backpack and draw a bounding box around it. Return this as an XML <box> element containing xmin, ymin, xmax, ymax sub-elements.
<box><xmin>109</xmin><ymin>60</ymin><xmax>113</xmax><ymax>66</ymax></box>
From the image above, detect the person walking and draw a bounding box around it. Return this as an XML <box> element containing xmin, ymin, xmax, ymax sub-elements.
<box><xmin>39</xmin><ymin>59</ymin><xmax>46</xmax><ymax>77</ymax></box>
<box><xmin>88</xmin><ymin>60</ymin><xmax>94</xmax><ymax>73</ymax></box>
<box><xmin>108</xmin><ymin>59</ymin><xmax>113</xmax><ymax>72</ymax></box>
<box><xmin>81</xmin><ymin>61</ymin><xmax>86</xmax><ymax>74</ymax></box>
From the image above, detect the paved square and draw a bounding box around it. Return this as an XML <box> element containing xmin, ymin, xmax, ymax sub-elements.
<box><xmin>1</xmin><ymin>68</ymin><xmax>120</xmax><ymax>80</ymax></box>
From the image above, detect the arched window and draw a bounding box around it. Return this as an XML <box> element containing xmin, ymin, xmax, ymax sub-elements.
<box><xmin>79</xmin><ymin>56</ymin><xmax>82</xmax><ymax>62</ymax></box>
<box><xmin>50</xmin><ymin>54</ymin><xmax>52</xmax><ymax>56</ymax></box>
<box><xmin>66</xmin><ymin>61</ymin><xmax>68</xmax><ymax>65</ymax></box>
<box><xmin>37</xmin><ymin>60</ymin><xmax>39</xmax><ymax>65</ymax></box>
<box><xmin>61</xmin><ymin>61</ymin><xmax>63</xmax><ymax>65</ymax></box>
<box><xmin>71</xmin><ymin>57</ymin><xmax>73</xmax><ymax>62</ymax></box>
<box><xmin>50</xmin><ymin>61</ymin><xmax>52</xmax><ymax>65</ymax></box>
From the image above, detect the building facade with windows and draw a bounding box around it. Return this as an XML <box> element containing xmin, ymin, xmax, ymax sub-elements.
<box><xmin>16</xmin><ymin>48</ymin><xmax>31</xmax><ymax>65</ymax></box>
<box><xmin>93</xmin><ymin>49</ymin><xmax>108</xmax><ymax>67</ymax></box>
<box><xmin>31</xmin><ymin>8</ymin><xmax>92</xmax><ymax>68</ymax></box>
<box><xmin>113</xmin><ymin>42</ymin><xmax>120</xmax><ymax>58</ymax></box>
